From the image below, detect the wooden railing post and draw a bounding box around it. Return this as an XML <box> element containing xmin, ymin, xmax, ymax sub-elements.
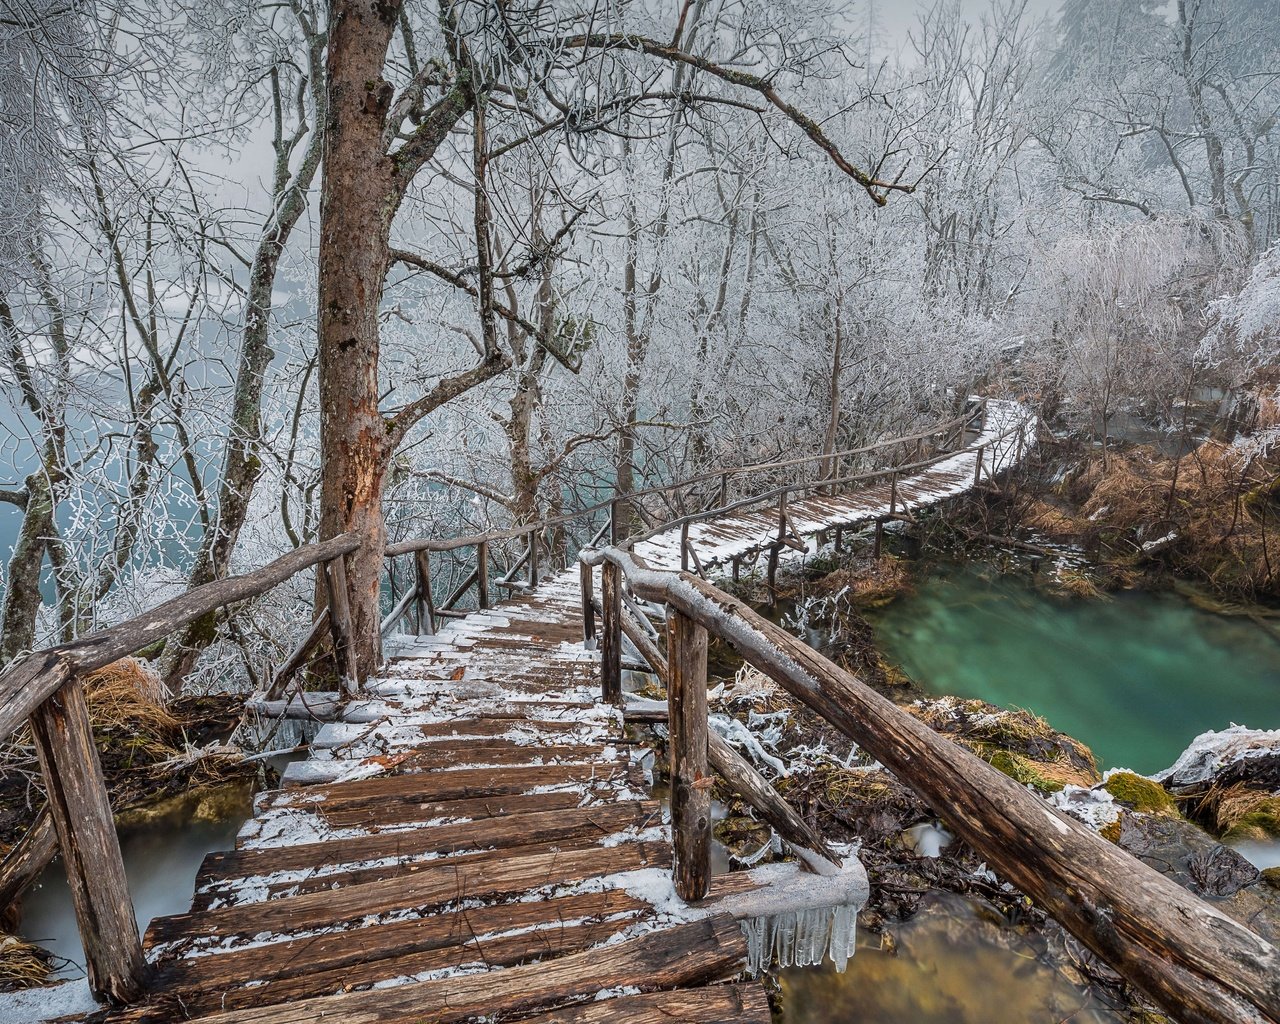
<box><xmin>579</xmin><ymin>561</ymin><xmax>596</xmax><ymax>644</ymax></box>
<box><xmin>528</xmin><ymin>530</ymin><xmax>540</xmax><ymax>588</ymax></box>
<box><xmin>718</xmin><ymin>472</ymin><xmax>728</xmax><ymax>508</ymax></box>
<box><xmin>600</xmin><ymin>560</ymin><xmax>622</xmax><ymax>704</ymax></box>
<box><xmin>680</xmin><ymin>521</ymin><xmax>690</xmax><ymax>572</ymax></box>
<box><xmin>29</xmin><ymin>676</ymin><xmax>147</xmax><ymax>1003</ymax></box>
<box><xmin>609</xmin><ymin>498</ymin><xmax>621</xmax><ymax>544</ymax></box>
<box><xmin>415</xmin><ymin>550</ymin><xmax>435</xmax><ymax>635</ymax></box>
<box><xmin>323</xmin><ymin>556</ymin><xmax>359</xmax><ymax>695</ymax></box>
<box><xmin>666</xmin><ymin>607</ymin><xmax>711</xmax><ymax>902</ymax></box>
<box><xmin>889</xmin><ymin>472</ymin><xmax>898</xmax><ymax>515</ymax></box>
<box><xmin>476</xmin><ymin>541</ymin><xmax>490</xmax><ymax>610</ymax></box>
<box><xmin>974</xmin><ymin>445</ymin><xmax>985</xmax><ymax>486</ymax></box>
<box><xmin>766</xmin><ymin>489</ymin><xmax>786</xmax><ymax>596</ymax></box>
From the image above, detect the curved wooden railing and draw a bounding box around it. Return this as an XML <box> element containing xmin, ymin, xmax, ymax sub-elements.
<box><xmin>376</xmin><ymin>399</ymin><xmax>995</xmax><ymax>639</ymax></box>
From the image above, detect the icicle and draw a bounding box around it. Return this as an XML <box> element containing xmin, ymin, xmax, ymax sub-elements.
<box><xmin>724</xmin><ymin>856</ymin><xmax>868</xmax><ymax>976</ymax></box>
<box><xmin>739</xmin><ymin>901</ymin><xmax>860</xmax><ymax>975</ymax></box>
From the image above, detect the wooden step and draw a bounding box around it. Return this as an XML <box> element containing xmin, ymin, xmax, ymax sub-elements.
<box><xmin>129</xmin><ymin>889</ymin><xmax>650</xmax><ymax>1019</ymax></box>
<box><xmin>520</xmin><ymin>984</ymin><xmax>771</xmax><ymax>1024</ymax></box>
<box><xmin>260</xmin><ymin>761</ymin><xmax>638</xmax><ymax>812</ymax></box>
<box><xmin>202</xmin><ymin>800</ymin><xmax>662</xmax><ymax>882</ymax></box>
<box><xmin>141</xmin><ymin>916</ymin><xmax>748</xmax><ymax>1024</ymax></box>
<box><xmin>149</xmin><ymin>839</ymin><xmax>671</xmax><ymax>948</ymax></box>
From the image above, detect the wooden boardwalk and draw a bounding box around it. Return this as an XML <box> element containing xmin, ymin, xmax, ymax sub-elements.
<box><xmin>101</xmin><ymin>400</ymin><xmax>1033</xmax><ymax>1023</ymax></box>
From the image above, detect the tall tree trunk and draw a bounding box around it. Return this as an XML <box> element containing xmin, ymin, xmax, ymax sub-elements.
<box><xmin>315</xmin><ymin>0</ymin><xmax>403</xmax><ymax>681</ymax></box>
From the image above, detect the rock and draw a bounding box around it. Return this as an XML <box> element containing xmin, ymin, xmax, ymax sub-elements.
<box><xmin>1187</xmin><ymin>845</ymin><xmax>1262</xmax><ymax>898</ymax></box>
<box><xmin>1116</xmin><ymin>813</ymin><xmax>1258</xmax><ymax>897</ymax></box>
<box><xmin>1154</xmin><ymin>726</ymin><xmax>1280</xmax><ymax>790</ymax></box>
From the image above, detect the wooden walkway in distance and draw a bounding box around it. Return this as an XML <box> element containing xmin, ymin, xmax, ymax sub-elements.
<box><xmin>105</xmin><ymin>400</ymin><xmax>1033</xmax><ymax>1024</ymax></box>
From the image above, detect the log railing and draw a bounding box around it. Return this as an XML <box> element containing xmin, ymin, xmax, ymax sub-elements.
<box><xmin>378</xmin><ymin>400</ymin><xmax>994</xmax><ymax>639</ymax></box>
<box><xmin>583</xmin><ymin>545</ymin><xmax>1280</xmax><ymax>1024</ymax></box>
<box><xmin>0</xmin><ymin>533</ymin><xmax>359</xmax><ymax>1003</ymax></box>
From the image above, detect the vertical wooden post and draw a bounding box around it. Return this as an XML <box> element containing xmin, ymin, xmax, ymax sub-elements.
<box><xmin>610</xmin><ymin>498</ymin><xmax>621</xmax><ymax>544</ymax></box>
<box><xmin>579</xmin><ymin>561</ymin><xmax>596</xmax><ymax>644</ymax></box>
<box><xmin>834</xmin><ymin>525</ymin><xmax>843</xmax><ymax>552</ymax></box>
<box><xmin>29</xmin><ymin>677</ymin><xmax>147</xmax><ymax>1003</ymax></box>
<box><xmin>718</xmin><ymin>472</ymin><xmax>728</xmax><ymax>507</ymax></box>
<box><xmin>476</xmin><ymin>541</ymin><xmax>490</xmax><ymax>610</ymax></box>
<box><xmin>680</xmin><ymin>521</ymin><xmax>690</xmax><ymax>572</ymax></box>
<box><xmin>889</xmin><ymin>472</ymin><xmax>898</xmax><ymax>515</ymax></box>
<box><xmin>415</xmin><ymin>549</ymin><xmax>435</xmax><ymax>636</ymax></box>
<box><xmin>766</xmin><ymin>488</ymin><xmax>786</xmax><ymax>597</ymax></box>
<box><xmin>528</xmin><ymin>530</ymin><xmax>540</xmax><ymax>588</ymax></box>
<box><xmin>667</xmin><ymin>607</ymin><xmax>711</xmax><ymax>902</ymax></box>
<box><xmin>974</xmin><ymin>446</ymin><xmax>985</xmax><ymax>486</ymax></box>
<box><xmin>600</xmin><ymin>560</ymin><xmax>622</xmax><ymax>704</ymax></box>
<box><xmin>731</xmin><ymin>556</ymin><xmax>740</xmax><ymax>582</ymax></box>
<box><xmin>324</xmin><ymin>556</ymin><xmax>359</xmax><ymax>695</ymax></box>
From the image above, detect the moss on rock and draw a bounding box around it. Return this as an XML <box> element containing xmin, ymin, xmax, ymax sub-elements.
<box><xmin>1102</xmin><ymin>772</ymin><xmax>1177</xmax><ymax>815</ymax></box>
<box><xmin>989</xmin><ymin>750</ymin><xmax>1064</xmax><ymax>793</ymax></box>
<box><xmin>1222</xmin><ymin>800</ymin><xmax>1280</xmax><ymax>843</ymax></box>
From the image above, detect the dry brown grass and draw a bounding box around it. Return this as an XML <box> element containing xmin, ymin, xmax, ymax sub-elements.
<box><xmin>0</xmin><ymin>934</ymin><xmax>53</xmax><ymax>990</ymax></box>
<box><xmin>809</xmin><ymin>557</ymin><xmax>913</xmax><ymax>609</ymax></box>
<box><xmin>84</xmin><ymin>658</ymin><xmax>179</xmax><ymax>736</ymax></box>
<box><xmin>1071</xmin><ymin>440</ymin><xmax>1279</xmax><ymax>596</ymax></box>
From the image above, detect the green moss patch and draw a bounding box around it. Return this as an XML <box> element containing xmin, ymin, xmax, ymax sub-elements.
<box><xmin>989</xmin><ymin>750</ymin><xmax>1064</xmax><ymax>793</ymax></box>
<box><xmin>1102</xmin><ymin>772</ymin><xmax>1177</xmax><ymax>814</ymax></box>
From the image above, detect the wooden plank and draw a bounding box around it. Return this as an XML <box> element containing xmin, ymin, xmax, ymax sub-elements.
<box><xmin>193</xmin><ymin>827</ymin><xmax>657</xmax><ymax>906</ymax></box>
<box><xmin>519</xmin><ymin>984</ymin><xmax>771</xmax><ymax>1024</ymax></box>
<box><xmin>29</xmin><ymin>678</ymin><xmax>147</xmax><ymax>1003</ymax></box>
<box><xmin>263</xmin><ymin>761</ymin><xmax>631</xmax><ymax>811</ymax></box>
<box><xmin>129</xmin><ymin>890</ymin><xmax>650</xmax><ymax>1019</ymax></box>
<box><xmin>165</xmin><ymin>916</ymin><xmax>748</xmax><ymax>1024</ymax></box>
<box><xmin>202</xmin><ymin>801</ymin><xmax>661</xmax><ymax>882</ymax></box>
<box><xmin>309</xmin><ymin>787</ymin><xmax>593</xmax><ymax>831</ymax></box>
<box><xmin>148</xmin><ymin>840</ymin><xmax>671</xmax><ymax>948</ymax></box>
<box><xmin>667</xmin><ymin>609</ymin><xmax>711</xmax><ymax>902</ymax></box>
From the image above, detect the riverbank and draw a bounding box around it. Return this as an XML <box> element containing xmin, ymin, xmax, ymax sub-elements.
<box><xmin>706</xmin><ymin>539</ymin><xmax>1279</xmax><ymax>1023</ymax></box>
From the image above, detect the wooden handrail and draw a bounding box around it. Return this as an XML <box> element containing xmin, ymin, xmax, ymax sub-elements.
<box><xmin>585</xmin><ymin>546</ymin><xmax>1280</xmax><ymax>1024</ymax></box>
<box><xmin>0</xmin><ymin>532</ymin><xmax>360</xmax><ymax>744</ymax></box>
<box><xmin>0</xmin><ymin>531</ymin><xmax>359</xmax><ymax>1004</ymax></box>
<box><xmin>383</xmin><ymin>403</ymin><xmax>984</xmax><ymax>558</ymax></box>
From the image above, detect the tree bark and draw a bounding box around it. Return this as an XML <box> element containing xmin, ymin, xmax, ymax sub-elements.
<box><xmin>315</xmin><ymin>0</ymin><xmax>405</xmax><ymax>681</ymax></box>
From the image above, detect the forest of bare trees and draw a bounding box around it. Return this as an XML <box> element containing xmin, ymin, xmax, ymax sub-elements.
<box><xmin>2</xmin><ymin>0</ymin><xmax>1279</xmax><ymax>686</ymax></box>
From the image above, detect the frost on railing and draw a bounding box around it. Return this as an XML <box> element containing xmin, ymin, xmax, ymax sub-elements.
<box><xmin>718</xmin><ymin>858</ymin><xmax>868</xmax><ymax>976</ymax></box>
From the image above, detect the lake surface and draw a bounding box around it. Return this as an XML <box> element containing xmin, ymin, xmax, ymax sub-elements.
<box><xmin>871</xmin><ymin>563</ymin><xmax>1280</xmax><ymax>775</ymax></box>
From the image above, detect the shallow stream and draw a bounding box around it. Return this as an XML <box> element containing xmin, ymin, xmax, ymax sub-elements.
<box><xmin>871</xmin><ymin>563</ymin><xmax>1280</xmax><ymax>775</ymax></box>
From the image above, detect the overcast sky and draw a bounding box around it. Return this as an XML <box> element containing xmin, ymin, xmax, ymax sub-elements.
<box><xmin>874</xmin><ymin>0</ymin><xmax>1063</xmax><ymax>47</ymax></box>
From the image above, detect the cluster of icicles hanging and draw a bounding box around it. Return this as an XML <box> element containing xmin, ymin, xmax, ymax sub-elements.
<box><xmin>740</xmin><ymin>900</ymin><xmax>859</xmax><ymax>975</ymax></box>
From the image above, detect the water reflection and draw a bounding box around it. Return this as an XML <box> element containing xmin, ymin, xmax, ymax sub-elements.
<box><xmin>19</xmin><ymin>785</ymin><xmax>253</xmax><ymax>978</ymax></box>
<box><xmin>778</xmin><ymin>894</ymin><xmax>1123</xmax><ymax>1024</ymax></box>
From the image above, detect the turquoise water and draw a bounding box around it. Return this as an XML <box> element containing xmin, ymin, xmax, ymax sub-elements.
<box><xmin>872</xmin><ymin>565</ymin><xmax>1280</xmax><ymax>775</ymax></box>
